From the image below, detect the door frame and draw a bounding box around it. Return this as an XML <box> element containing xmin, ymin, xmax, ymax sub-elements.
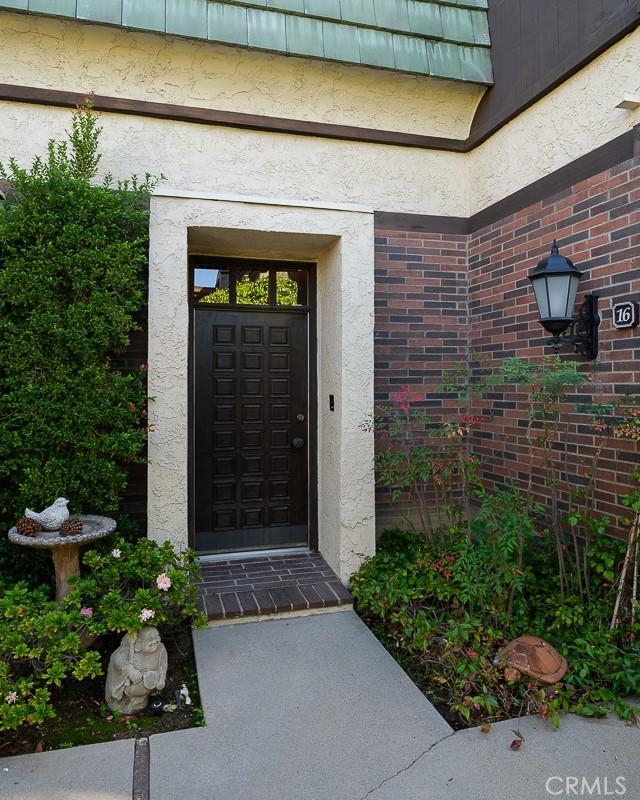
<box><xmin>187</xmin><ymin>255</ymin><xmax>318</xmax><ymax>554</ymax></box>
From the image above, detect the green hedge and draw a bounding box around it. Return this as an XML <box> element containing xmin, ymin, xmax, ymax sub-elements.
<box><xmin>0</xmin><ymin>106</ymin><xmax>158</xmax><ymax>581</ymax></box>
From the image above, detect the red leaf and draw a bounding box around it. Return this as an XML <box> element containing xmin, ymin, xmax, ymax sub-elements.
<box><xmin>510</xmin><ymin>729</ymin><xmax>524</xmax><ymax>751</ymax></box>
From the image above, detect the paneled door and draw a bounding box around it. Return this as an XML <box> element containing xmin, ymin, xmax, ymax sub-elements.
<box><xmin>193</xmin><ymin>309</ymin><xmax>309</xmax><ymax>553</ymax></box>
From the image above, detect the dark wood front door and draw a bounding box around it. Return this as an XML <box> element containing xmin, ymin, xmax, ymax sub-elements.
<box><xmin>193</xmin><ymin>309</ymin><xmax>309</xmax><ymax>553</ymax></box>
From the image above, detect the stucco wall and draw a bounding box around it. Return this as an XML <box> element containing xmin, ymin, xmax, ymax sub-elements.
<box><xmin>148</xmin><ymin>196</ymin><xmax>376</xmax><ymax>580</ymax></box>
<box><xmin>0</xmin><ymin>9</ymin><xmax>482</xmax><ymax>139</ymax></box>
<box><xmin>1</xmin><ymin>14</ymin><xmax>638</xmax><ymax>217</ymax></box>
<box><xmin>0</xmin><ymin>100</ymin><xmax>469</xmax><ymax>216</ymax></box>
<box><xmin>469</xmin><ymin>27</ymin><xmax>640</xmax><ymax>214</ymax></box>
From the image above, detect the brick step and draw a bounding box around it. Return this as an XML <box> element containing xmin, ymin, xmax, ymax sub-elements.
<box><xmin>197</xmin><ymin>552</ymin><xmax>352</xmax><ymax>623</ymax></box>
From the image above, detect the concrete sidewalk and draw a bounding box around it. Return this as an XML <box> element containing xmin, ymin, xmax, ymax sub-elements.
<box><xmin>1</xmin><ymin>738</ymin><xmax>135</xmax><ymax>800</ymax></box>
<box><xmin>3</xmin><ymin>611</ymin><xmax>639</xmax><ymax>800</ymax></box>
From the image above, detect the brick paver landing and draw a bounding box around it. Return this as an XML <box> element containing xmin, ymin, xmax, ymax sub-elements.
<box><xmin>197</xmin><ymin>551</ymin><xmax>352</xmax><ymax>622</ymax></box>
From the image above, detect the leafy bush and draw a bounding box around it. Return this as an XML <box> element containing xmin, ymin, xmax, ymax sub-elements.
<box><xmin>1</xmin><ymin>538</ymin><xmax>204</xmax><ymax>733</ymax></box>
<box><xmin>351</xmin><ymin>492</ymin><xmax>640</xmax><ymax>730</ymax></box>
<box><xmin>67</xmin><ymin>537</ymin><xmax>206</xmax><ymax>635</ymax></box>
<box><xmin>364</xmin><ymin>385</ymin><xmax>481</xmax><ymax>537</ymax></box>
<box><xmin>0</xmin><ymin>584</ymin><xmax>102</xmax><ymax>732</ymax></box>
<box><xmin>0</xmin><ymin>105</ymin><xmax>157</xmax><ymax>536</ymax></box>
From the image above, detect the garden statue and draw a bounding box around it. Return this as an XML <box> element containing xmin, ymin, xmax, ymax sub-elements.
<box><xmin>499</xmin><ymin>635</ymin><xmax>567</xmax><ymax>685</ymax></box>
<box><xmin>105</xmin><ymin>626</ymin><xmax>168</xmax><ymax>714</ymax></box>
<box><xmin>25</xmin><ymin>497</ymin><xmax>69</xmax><ymax>530</ymax></box>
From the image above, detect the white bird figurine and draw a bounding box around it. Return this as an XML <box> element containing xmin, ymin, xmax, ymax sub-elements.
<box><xmin>25</xmin><ymin>498</ymin><xmax>70</xmax><ymax>531</ymax></box>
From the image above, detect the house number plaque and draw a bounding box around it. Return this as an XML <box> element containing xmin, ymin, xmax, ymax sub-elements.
<box><xmin>612</xmin><ymin>301</ymin><xmax>639</xmax><ymax>329</ymax></box>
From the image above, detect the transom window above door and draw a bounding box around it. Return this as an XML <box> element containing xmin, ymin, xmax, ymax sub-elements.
<box><xmin>191</xmin><ymin>258</ymin><xmax>310</xmax><ymax>308</ymax></box>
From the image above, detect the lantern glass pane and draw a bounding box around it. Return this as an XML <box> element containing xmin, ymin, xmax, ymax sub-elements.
<box><xmin>533</xmin><ymin>277</ymin><xmax>550</xmax><ymax>319</ymax></box>
<box><xmin>547</xmin><ymin>274</ymin><xmax>572</xmax><ymax>318</ymax></box>
<box><xmin>566</xmin><ymin>273</ymin><xmax>580</xmax><ymax>317</ymax></box>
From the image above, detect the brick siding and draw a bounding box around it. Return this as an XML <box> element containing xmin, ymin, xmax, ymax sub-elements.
<box><xmin>466</xmin><ymin>156</ymin><xmax>640</xmax><ymax>535</ymax></box>
<box><xmin>373</xmin><ymin>230</ymin><xmax>470</xmax><ymax>527</ymax></box>
<box><xmin>374</xmin><ymin>154</ymin><xmax>640</xmax><ymax>535</ymax></box>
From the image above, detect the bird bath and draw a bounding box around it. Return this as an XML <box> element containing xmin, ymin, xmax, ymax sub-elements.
<box><xmin>8</xmin><ymin>515</ymin><xmax>116</xmax><ymax>602</ymax></box>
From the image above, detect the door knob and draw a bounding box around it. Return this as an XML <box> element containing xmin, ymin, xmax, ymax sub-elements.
<box><xmin>292</xmin><ymin>437</ymin><xmax>305</xmax><ymax>449</ymax></box>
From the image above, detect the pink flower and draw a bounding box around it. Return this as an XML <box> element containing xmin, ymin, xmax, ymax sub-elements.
<box><xmin>111</xmin><ymin>548</ymin><xmax>121</xmax><ymax>558</ymax></box>
<box><xmin>467</xmin><ymin>651</ymin><xmax>478</xmax><ymax>658</ymax></box>
<box><xmin>139</xmin><ymin>608</ymin><xmax>155</xmax><ymax>623</ymax></box>
<box><xmin>5</xmin><ymin>691</ymin><xmax>17</xmax><ymax>705</ymax></box>
<box><xmin>156</xmin><ymin>573</ymin><xmax>171</xmax><ymax>591</ymax></box>
<box><xmin>390</xmin><ymin>385</ymin><xmax>415</xmax><ymax>413</ymax></box>
<box><xmin>80</xmin><ymin>607</ymin><xmax>93</xmax><ymax>618</ymax></box>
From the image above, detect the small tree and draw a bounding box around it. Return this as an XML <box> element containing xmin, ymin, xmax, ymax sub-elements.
<box><xmin>0</xmin><ymin>106</ymin><xmax>158</xmax><ymax>534</ymax></box>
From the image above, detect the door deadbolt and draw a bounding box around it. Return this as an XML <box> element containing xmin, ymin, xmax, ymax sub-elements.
<box><xmin>296</xmin><ymin>414</ymin><xmax>305</xmax><ymax>422</ymax></box>
<box><xmin>292</xmin><ymin>437</ymin><xmax>305</xmax><ymax>449</ymax></box>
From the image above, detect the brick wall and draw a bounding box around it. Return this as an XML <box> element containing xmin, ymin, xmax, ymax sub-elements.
<box><xmin>371</xmin><ymin>153</ymin><xmax>639</xmax><ymax>535</ymax></box>
<box><xmin>466</xmin><ymin>155</ymin><xmax>640</xmax><ymax>533</ymax></box>
<box><xmin>373</xmin><ymin>229</ymin><xmax>469</xmax><ymax>528</ymax></box>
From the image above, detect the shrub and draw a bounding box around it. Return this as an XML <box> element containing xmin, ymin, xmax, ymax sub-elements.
<box><xmin>351</xmin><ymin>492</ymin><xmax>640</xmax><ymax>729</ymax></box>
<box><xmin>0</xmin><ymin>584</ymin><xmax>102</xmax><ymax>732</ymax></box>
<box><xmin>363</xmin><ymin>385</ymin><xmax>480</xmax><ymax>537</ymax></box>
<box><xmin>67</xmin><ymin>537</ymin><xmax>206</xmax><ymax>635</ymax></box>
<box><xmin>1</xmin><ymin>538</ymin><xmax>204</xmax><ymax>734</ymax></box>
<box><xmin>0</xmin><ymin>105</ymin><xmax>157</xmax><ymax>537</ymax></box>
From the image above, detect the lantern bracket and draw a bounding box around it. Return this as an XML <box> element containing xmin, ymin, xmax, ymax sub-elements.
<box><xmin>547</xmin><ymin>294</ymin><xmax>600</xmax><ymax>359</ymax></box>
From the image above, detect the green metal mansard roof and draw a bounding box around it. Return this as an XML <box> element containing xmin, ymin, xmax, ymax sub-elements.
<box><xmin>0</xmin><ymin>0</ymin><xmax>493</xmax><ymax>85</ymax></box>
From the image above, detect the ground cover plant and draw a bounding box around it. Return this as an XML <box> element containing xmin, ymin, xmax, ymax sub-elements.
<box><xmin>1</xmin><ymin>536</ymin><xmax>206</xmax><ymax>752</ymax></box>
<box><xmin>352</xmin><ymin>510</ymin><xmax>638</xmax><ymax>730</ymax></box>
<box><xmin>355</xmin><ymin>359</ymin><xmax>640</xmax><ymax>730</ymax></box>
<box><xmin>1</xmin><ymin>618</ymin><xmax>203</xmax><ymax>757</ymax></box>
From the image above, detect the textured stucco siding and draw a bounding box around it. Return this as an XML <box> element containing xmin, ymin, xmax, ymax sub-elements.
<box><xmin>0</xmin><ymin>101</ymin><xmax>469</xmax><ymax>216</ymax></box>
<box><xmin>2</xmin><ymin>13</ymin><xmax>639</xmax><ymax>217</ymax></box>
<box><xmin>0</xmin><ymin>9</ymin><xmax>483</xmax><ymax>139</ymax></box>
<box><xmin>148</xmin><ymin>198</ymin><xmax>376</xmax><ymax>580</ymax></box>
<box><xmin>1</xmin><ymin>12</ymin><xmax>639</xmax><ymax>577</ymax></box>
<box><xmin>469</xmin><ymin>27</ymin><xmax>640</xmax><ymax>215</ymax></box>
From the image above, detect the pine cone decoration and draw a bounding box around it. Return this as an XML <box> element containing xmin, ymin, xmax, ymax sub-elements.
<box><xmin>15</xmin><ymin>516</ymin><xmax>42</xmax><ymax>537</ymax></box>
<box><xmin>60</xmin><ymin>517</ymin><xmax>83</xmax><ymax>537</ymax></box>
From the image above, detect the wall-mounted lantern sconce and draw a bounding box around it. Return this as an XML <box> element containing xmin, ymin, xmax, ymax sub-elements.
<box><xmin>528</xmin><ymin>240</ymin><xmax>600</xmax><ymax>359</ymax></box>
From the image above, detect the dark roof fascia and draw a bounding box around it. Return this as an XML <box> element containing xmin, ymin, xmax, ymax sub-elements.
<box><xmin>0</xmin><ymin>83</ymin><xmax>467</xmax><ymax>153</ymax></box>
<box><xmin>468</xmin><ymin>1</ymin><xmax>640</xmax><ymax>149</ymax></box>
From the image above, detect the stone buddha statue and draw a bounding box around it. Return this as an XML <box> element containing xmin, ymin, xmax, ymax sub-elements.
<box><xmin>105</xmin><ymin>626</ymin><xmax>168</xmax><ymax>714</ymax></box>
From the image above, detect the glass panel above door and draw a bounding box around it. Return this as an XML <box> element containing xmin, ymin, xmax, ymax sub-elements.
<box><xmin>235</xmin><ymin>270</ymin><xmax>271</xmax><ymax>305</ymax></box>
<box><xmin>191</xmin><ymin>260</ymin><xmax>311</xmax><ymax>309</ymax></box>
<box><xmin>276</xmin><ymin>270</ymin><xmax>308</xmax><ymax>306</ymax></box>
<box><xmin>193</xmin><ymin>267</ymin><xmax>230</xmax><ymax>304</ymax></box>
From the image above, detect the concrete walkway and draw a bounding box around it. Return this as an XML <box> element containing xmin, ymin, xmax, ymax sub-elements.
<box><xmin>2</xmin><ymin>611</ymin><xmax>639</xmax><ymax>800</ymax></box>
